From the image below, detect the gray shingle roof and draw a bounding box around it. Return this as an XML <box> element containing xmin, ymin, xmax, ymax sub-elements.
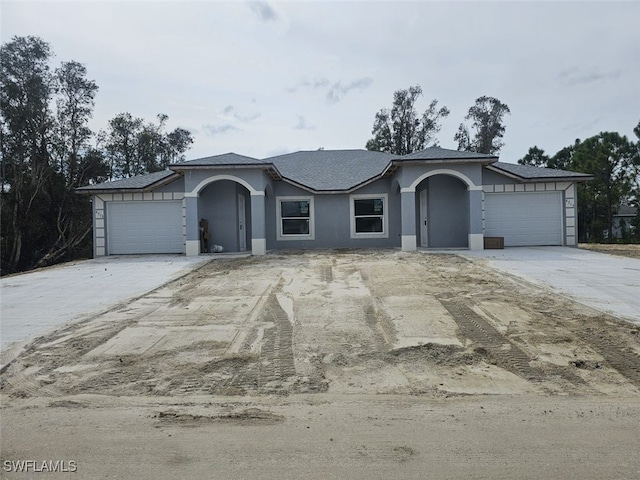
<box><xmin>265</xmin><ymin>149</ymin><xmax>398</xmax><ymax>191</ymax></box>
<box><xmin>399</xmin><ymin>146</ymin><xmax>498</xmax><ymax>161</ymax></box>
<box><xmin>615</xmin><ymin>205</ymin><xmax>637</xmax><ymax>216</ymax></box>
<box><xmin>172</xmin><ymin>152</ymin><xmax>267</xmax><ymax>167</ymax></box>
<box><xmin>489</xmin><ymin>162</ymin><xmax>593</xmax><ymax>181</ymax></box>
<box><xmin>76</xmin><ymin>169</ymin><xmax>179</xmax><ymax>192</ymax></box>
<box><xmin>77</xmin><ymin>149</ymin><xmax>593</xmax><ymax>194</ymax></box>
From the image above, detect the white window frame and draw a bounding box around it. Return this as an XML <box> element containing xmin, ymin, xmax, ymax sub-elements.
<box><xmin>276</xmin><ymin>196</ymin><xmax>315</xmax><ymax>241</ymax></box>
<box><xmin>350</xmin><ymin>193</ymin><xmax>388</xmax><ymax>239</ymax></box>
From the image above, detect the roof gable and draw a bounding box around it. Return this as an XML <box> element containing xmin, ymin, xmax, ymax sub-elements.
<box><xmin>265</xmin><ymin>149</ymin><xmax>397</xmax><ymax>192</ymax></box>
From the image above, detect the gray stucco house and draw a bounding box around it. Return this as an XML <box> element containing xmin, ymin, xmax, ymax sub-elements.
<box><xmin>77</xmin><ymin>147</ymin><xmax>592</xmax><ymax>256</ymax></box>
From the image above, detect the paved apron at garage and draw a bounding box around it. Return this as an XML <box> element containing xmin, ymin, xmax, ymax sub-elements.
<box><xmin>0</xmin><ymin>255</ymin><xmax>210</xmax><ymax>351</ymax></box>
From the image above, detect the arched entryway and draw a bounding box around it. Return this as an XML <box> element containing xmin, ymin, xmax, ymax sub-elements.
<box><xmin>199</xmin><ymin>180</ymin><xmax>251</xmax><ymax>253</ymax></box>
<box><xmin>415</xmin><ymin>174</ymin><xmax>470</xmax><ymax>248</ymax></box>
<box><xmin>184</xmin><ymin>173</ymin><xmax>266</xmax><ymax>256</ymax></box>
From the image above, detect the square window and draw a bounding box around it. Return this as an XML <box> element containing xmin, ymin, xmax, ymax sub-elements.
<box><xmin>277</xmin><ymin>197</ymin><xmax>314</xmax><ymax>240</ymax></box>
<box><xmin>350</xmin><ymin>194</ymin><xmax>388</xmax><ymax>238</ymax></box>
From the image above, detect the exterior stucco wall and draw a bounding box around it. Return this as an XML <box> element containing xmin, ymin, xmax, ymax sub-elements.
<box><xmin>482</xmin><ymin>169</ymin><xmax>518</xmax><ymax>185</ymax></box>
<box><xmin>266</xmin><ymin>178</ymin><xmax>401</xmax><ymax>250</ymax></box>
<box><xmin>153</xmin><ymin>176</ymin><xmax>185</xmax><ymax>193</ymax></box>
<box><xmin>182</xmin><ymin>168</ymin><xmax>269</xmax><ymax>195</ymax></box>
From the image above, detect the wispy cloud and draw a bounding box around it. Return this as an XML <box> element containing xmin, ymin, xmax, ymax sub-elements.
<box><xmin>247</xmin><ymin>1</ymin><xmax>277</xmax><ymax>22</ymax></box>
<box><xmin>222</xmin><ymin>105</ymin><xmax>261</xmax><ymax>123</ymax></box>
<box><xmin>203</xmin><ymin>124</ymin><xmax>238</xmax><ymax>137</ymax></box>
<box><xmin>294</xmin><ymin>115</ymin><xmax>315</xmax><ymax>130</ymax></box>
<box><xmin>557</xmin><ymin>66</ymin><xmax>621</xmax><ymax>86</ymax></box>
<box><xmin>289</xmin><ymin>76</ymin><xmax>373</xmax><ymax>104</ymax></box>
<box><xmin>325</xmin><ymin>77</ymin><xmax>373</xmax><ymax>105</ymax></box>
<box><xmin>288</xmin><ymin>77</ymin><xmax>331</xmax><ymax>93</ymax></box>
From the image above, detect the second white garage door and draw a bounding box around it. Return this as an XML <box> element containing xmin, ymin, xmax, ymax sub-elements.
<box><xmin>107</xmin><ymin>201</ymin><xmax>183</xmax><ymax>254</ymax></box>
<box><xmin>485</xmin><ymin>192</ymin><xmax>563</xmax><ymax>246</ymax></box>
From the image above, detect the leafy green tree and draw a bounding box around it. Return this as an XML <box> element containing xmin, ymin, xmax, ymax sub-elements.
<box><xmin>52</xmin><ymin>60</ymin><xmax>100</xmax><ymax>186</ymax></box>
<box><xmin>34</xmin><ymin>61</ymin><xmax>106</xmax><ymax>269</ymax></box>
<box><xmin>549</xmin><ymin>140</ymin><xmax>581</xmax><ymax>170</ymax></box>
<box><xmin>455</xmin><ymin>96</ymin><xmax>510</xmax><ymax>154</ymax></box>
<box><xmin>571</xmin><ymin>132</ymin><xmax>636</xmax><ymax>242</ymax></box>
<box><xmin>366</xmin><ymin>85</ymin><xmax>450</xmax><ymax>155</ymax></box>
<box><xmin>518</xmin><ymin>141</ymin><xmax>582</xmax><ymax>170</ymax></box>
<box><xmin>104</xmin><ymin>113</ymin><xmax>193</xmax><ymax>178</ymax></box>
<box><xmin>630</xmin><ymin>120</ymin><xmax>640</xmax><ymax>240</ymax></box>
<box><xmin>518</xmin><ymin>146</ymin><xmax>550</xmax><ymax>167</ymax></box>
<box><xmin>0</xmin><ymin>36</ymin><xmax>55</xmax><ymax>273</ymax></box>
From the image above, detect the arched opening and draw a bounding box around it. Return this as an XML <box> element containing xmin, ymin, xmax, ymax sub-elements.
<box><xmin>416</xmin><ymin>174</ymin><xmax>469</xmax><ymax>248</ymax></box>
<box><xmin>198</xmin><ymin>179</ymin><xmax>251</xmax><ymax>253</ymax></box>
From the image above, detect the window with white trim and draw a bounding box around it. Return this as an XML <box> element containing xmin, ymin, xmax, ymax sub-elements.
<box><xmin>276</xmin><ymin>196</ymin><xmax>315</xmax><ymax>240</ymax></box>
<box><xmin>350</xmin><ymin>194</ymin><xmax>388</xmax><ymax>238</ymax></box>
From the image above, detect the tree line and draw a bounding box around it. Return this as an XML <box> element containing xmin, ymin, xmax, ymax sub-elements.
<box><xmin>365</xmin><ymin>85</ymin><xmax>640</xmax><ymax>243</ymax></box>
<box><xmin>0</xmin><ymin>36</ymin><xmax>193</xmax><ymax>274</ymax></box>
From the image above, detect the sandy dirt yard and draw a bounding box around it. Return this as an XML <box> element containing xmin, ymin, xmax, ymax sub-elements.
<box><xmin>579</xmin><ymin>243</ymin><xmax>640</xmax><ymax>259</ymax></box>
<box><xmin>2</xmin><ymin>251</ymin><xmax>640</xmax><ymax>479</ymax></box>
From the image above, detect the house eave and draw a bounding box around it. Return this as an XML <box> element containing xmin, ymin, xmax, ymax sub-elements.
<box><xmin>75</xmin><ymin>172</ymin><xmax>183</xmax><ymax>195</ymax></box>
<box><xmin>394</xmin><ymin>157</ymin><xmax>497</xmax><ymax>167</ymax></box>
<box><xmin>485</xmin><ymin>165</ymin><xmax>594</xmax><ymax>183</ymax></box>
<box><xmin>170</xmin><ymin>163</ymin><xmax>273</xmax><ymax>171</ymax></box>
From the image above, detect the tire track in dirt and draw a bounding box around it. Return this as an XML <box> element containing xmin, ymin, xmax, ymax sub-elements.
<box><xmin>258</xmin><ymin>294</ymin><xmax>296</xmax><ymax>388</ymax></box>
<box><xmin>437</xmin><ymin>296</ymin><xmax>544</xmax><ymax>381</ymax></box>
<box><xmin>572</xmin><ymin>327</ymin><xmax>640</xmax><ymax>387</ymax></box>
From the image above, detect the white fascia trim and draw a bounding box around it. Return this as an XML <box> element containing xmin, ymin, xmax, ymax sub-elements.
<box><xmin>468</xmin><ymin>233</ymin><xmax>484</xmax><ymax>251</ymax></box>
<box><xmin>401</xmin><ymin>235</ymin><xmax>417</xmax><ymax>251</ymax></box>
<box><xmin>185</xmin><ymin>240</ymin><xmax>200</xmax><ymax>256</ymax></box>
<box><xmin>400</xmin><ymin>187</ymin><xmax>415</xmax><ymax>194</ymax></box>
<box><xmin>251</xmin><ymin>238</ymin><xmax>267</xmax><ymax>255</ymax></box>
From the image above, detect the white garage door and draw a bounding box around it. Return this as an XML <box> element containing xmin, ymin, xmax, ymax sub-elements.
<box><xmin>485</xmin><ymin>192</ymin><xmax>563</xmax><ymax>246</ymax></box>
<box><xmin>107</xmin><ymin>201</ymin><xmax>183</xmax><ymax>254</ymax></box>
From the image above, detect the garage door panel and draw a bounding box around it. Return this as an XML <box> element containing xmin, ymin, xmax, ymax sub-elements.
<box><xmin>485</xmin><ymin>192</ymin><xmax>562</xmax><ymax>246</ymax></box>
<box><xmin>107</xmin><ymin>201</ymin><xmax>183</xmax><ymax>254</ymax></box>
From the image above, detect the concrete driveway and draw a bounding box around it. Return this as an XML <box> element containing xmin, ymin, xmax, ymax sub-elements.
<box><xmin>1</xmin><ymin>255</ymin><xmax>210</xmax><ymax>352</ymax></box>
<box><xmin>458</xmin><ymin>246</ymin><xmax>640</xmax><ymax>324</ymax></box>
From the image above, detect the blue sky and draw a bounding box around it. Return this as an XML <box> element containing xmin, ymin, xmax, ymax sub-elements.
<box><xmin>3</xmin><ymin>0</ymin><xmax>639</xmax><ymax>163</ymax></box>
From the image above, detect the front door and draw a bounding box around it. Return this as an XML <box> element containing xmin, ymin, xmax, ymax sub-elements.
<box><xmin>420</xmin><ymin>189</ymin><xmax>428</xmax><ymax>247</ymax></box>
<box><xmin>238</xmin><ymin>194</ymin><xmax>246</xmax><ymax>251</ymax></box>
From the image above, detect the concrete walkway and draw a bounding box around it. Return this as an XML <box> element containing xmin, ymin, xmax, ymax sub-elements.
<box><xmin>457</xmin><ymin>246</ymin><xmax>640</xmax><ymax>324</ymax></box>
<box><xmin>1</xmin><ymin>255</ymin><xmax>210</xmax><ymax>351</ymax></box>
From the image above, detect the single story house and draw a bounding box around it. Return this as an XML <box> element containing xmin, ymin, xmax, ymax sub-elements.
<box><xmin>77</xmin><ymin>146</ymin><xmax>593</xmax><ymax>256</ymax></box>
<box><xmin>612</xmin><ymin>204</ymin><xmax>638</xmax><ymax>239</ymax></box>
